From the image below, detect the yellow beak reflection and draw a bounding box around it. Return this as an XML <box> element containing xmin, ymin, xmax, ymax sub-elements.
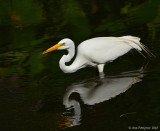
<box><xmin>42</xmin><ymin>43</ymin><xmax>64</xmax><ymax>54</ymax></box>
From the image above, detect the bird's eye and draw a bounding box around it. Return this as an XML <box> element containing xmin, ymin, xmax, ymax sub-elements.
<box><xmin>59</xmin><ymin>43</ymin><xmax>65</xmax><ymax>46</ymax></box>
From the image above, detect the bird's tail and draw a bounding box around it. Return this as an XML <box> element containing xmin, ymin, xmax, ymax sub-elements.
<box><xmin>120</xmin><ymin>36</ymin><xmax>155</xmax><ymax>58</ymax></box>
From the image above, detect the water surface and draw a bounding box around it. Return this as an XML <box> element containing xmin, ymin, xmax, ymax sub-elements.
<box><xmin>0</xmin><ymin>0</ymin><xmax>160</xmax><ymax>130</ymax></box>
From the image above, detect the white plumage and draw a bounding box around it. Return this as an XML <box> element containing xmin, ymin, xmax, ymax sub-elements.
<box><xmin>42</xmin><ymin>36</ymin><xmax>154</xmax><ymax>74</ymax></box>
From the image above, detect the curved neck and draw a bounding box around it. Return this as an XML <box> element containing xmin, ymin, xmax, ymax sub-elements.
<box><xmin>65</xmin><ymin>47</ymin><xmax>75</xmax><ymax>63</ymax></box>
<box><xmin>59</xmin><ymin>44</ymin><xmax>76</xmax><ymax>73</ymax></box>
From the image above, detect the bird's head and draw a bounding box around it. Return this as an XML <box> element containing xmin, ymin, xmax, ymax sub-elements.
<box><xmin>42</xmin><ymin>38</ymin><xmax>74</xmax><ymax>54</ymax></box>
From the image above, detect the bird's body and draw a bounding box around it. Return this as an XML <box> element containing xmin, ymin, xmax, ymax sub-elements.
<box><xmin>42</xmin><ymin>36</ymin><xmax>154</xmax><ymax>74</ymax></box>
<box><xmin>77</xmin><ymin>37</ymin><xmax>133</xmax><ymax>65</ymax></box>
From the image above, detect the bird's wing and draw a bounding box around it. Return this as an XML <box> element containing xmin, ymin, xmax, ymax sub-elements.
<box><xmin>119</xmin><ymin>36</ymin><xmax>155</xmax><ymax>58</ymax></box>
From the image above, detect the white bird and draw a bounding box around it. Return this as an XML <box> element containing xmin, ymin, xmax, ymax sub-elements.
<box><xmin>42</xmin><ymin>36</ymin><xmax>154</xmax><ymax>74</ymax></box>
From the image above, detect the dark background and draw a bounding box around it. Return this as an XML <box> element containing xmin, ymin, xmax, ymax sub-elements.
<box><xmin>0</xmin><ymin>0</ymin><xmax>160</xmax><ymax>130</ymax></box>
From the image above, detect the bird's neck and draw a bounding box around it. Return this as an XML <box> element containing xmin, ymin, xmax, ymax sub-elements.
<box><xmin>65</xmin><ymin>47</ymin><xmax>75</xmax><ymax>63</ymax></box>
<box><xmin>59</xmin><ymin>45</ymin><xmax>75</xmax><ymax>73</ymax></box>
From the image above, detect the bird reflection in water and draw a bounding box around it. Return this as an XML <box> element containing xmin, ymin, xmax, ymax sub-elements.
<box><xmin>57</xmin><ymin>67</ymin><xmax>144</xmax><ymax>129</ymax></box>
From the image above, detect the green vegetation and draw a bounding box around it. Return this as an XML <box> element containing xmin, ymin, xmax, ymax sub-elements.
<box><xmin>0</xmin><ymin>0</ymin><xmax>160</xmax><ymax>77</ymax></box>
<box><xmin>0</xmin><ymin>0</ymin><xmax>160</xmax><ymax>130</ymax></box>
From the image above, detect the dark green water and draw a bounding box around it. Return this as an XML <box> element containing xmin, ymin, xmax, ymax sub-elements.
<box><xmin>0</xmin><ymin>0</ymin><xmax>160</xmax><ymax>130</ymax></box>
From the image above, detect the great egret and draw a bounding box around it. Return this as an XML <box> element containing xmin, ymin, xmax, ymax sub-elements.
<box><xmin>42</xmin><ymin>36</ymin><xmax>154</xmax><ymax>73</ymax></box>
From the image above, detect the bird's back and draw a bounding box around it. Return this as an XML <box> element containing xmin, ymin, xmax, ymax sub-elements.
<box><xmin>76</xmin><ymin>36</ymin><xmax>154</xmax><ymax>66</ymax></box>
<box><xmin>77</xmin><ymin>37</ymin><xmax>133</xmax><ymax>64</ymax></box>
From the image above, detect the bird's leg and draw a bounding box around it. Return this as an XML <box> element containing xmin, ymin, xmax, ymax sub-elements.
<box><xmin>97</xmin><ymin>64</ymin><xmax>104</xmax><ymax>73</ymax></box>
<box><xmin>97</xmin><ymin>64</ymin><xmax>105</xmax><ymax>78</ymax></box>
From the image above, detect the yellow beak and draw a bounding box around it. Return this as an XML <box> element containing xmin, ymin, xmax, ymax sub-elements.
<box><xmin>42</xmin><ymin>43</ymin><xmax>64</xmax><ymax>54</ymax></box>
